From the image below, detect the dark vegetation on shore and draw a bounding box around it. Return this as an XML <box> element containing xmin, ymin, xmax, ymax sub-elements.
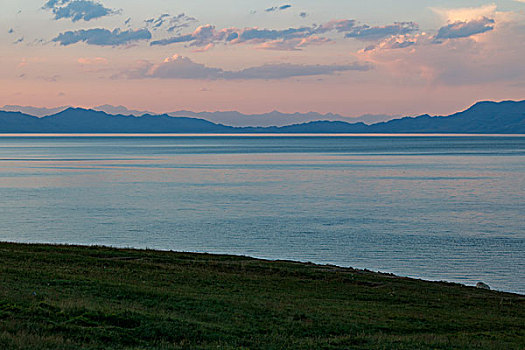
<box><xmin>0</xmin><ymin>242</ymin><xmax>523</xmax><ymax>349</ymax></box>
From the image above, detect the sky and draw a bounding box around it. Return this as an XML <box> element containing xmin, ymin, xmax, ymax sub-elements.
<box><xmin>1</xmin><ymin>0</ymin><xmax>525</xmax><ymax>116</ymax></box>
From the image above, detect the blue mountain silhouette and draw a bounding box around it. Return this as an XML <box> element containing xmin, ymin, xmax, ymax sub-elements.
<box><xmin>1</xmin><ymin>100</ymin><xmax>524</xmax><ymax>133</ymax></box>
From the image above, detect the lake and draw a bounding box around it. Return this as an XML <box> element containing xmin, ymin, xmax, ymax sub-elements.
<box><xmin>0</xmin><ymin>134</ymin><xmax>523</xmax><ymax>293</ymax></box>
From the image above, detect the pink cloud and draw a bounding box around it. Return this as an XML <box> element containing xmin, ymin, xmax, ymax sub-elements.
<box><xmin>357</xmin><ymin>14</ymin><xmax>525</xmax><ymax>86</ymax></box>
<box><xmin>77</xmin><ymin>57</ymin><xmax>108</xmax><ymax>65</ymax></box>
<box><xmin>257</xmin><ymin>36</ymin><xmax>332</xmax><ymax>51</ymax></box>
<box><xmin>192</xmin><ymin>43</ymin><xmax>214</xmax><ymax>52</ymax></box>
<box><xmin>117</xmin><ymin>55</ymin><xmax>371</xmax><ymax>80</ymax></box>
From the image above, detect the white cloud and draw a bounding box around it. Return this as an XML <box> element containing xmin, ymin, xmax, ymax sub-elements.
<box><xmin>431</xmin><ymin>4</ymin><xmax>497</xmax><ymax>23</ymax></box>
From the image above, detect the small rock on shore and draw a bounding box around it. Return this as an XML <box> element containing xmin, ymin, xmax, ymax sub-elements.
<box><xmin>476</xmin><ymin>282</ymin><xmax>490</xmax><ymax>290</ymax></box>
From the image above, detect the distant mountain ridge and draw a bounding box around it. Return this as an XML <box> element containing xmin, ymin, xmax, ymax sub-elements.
<box><xmin>1</xmin><ymin>105</ymin><xmax>69</xmax><ymax>117</ymax></box>
<box><xmin>162</xmin><ymin>110</ymin><xmax>395</xmax><ymax>126</ymax></box>
<box><xmin>0</xmin><ymin>100</ymin><xmax>524</xmax><ymax>134</ymax></box>
<box><xmin>1</xmin><ymin>104</ymin><xmax>396</xmax><ymax>126</ymax></box>
<box><xmin>0</xmin><ymin>108</ymin><xmax>231</xmax><ymax>133</ymax></box>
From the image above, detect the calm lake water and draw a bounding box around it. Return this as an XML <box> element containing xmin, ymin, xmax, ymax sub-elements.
<box><xmin>0</xmin><ymin>135</ymin><xmax>523</xmax><ymax>293</ymax></box>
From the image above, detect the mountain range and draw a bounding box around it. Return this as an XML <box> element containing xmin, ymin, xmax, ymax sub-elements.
<box><xmin>0</xmin><ymin>104</ymin><xmax>396</xmax><ymax>126</ymax></box>
<box><xmin>0</xmin><ymin>100</ymin><xmax>524</xmax><ymax>134</ymax></box>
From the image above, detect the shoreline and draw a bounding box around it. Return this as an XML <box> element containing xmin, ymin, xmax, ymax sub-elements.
<box><xmin>3</xmin><ymin>241</ymin><xmax>522</xmax><ymax>296</ymax></box>
<box><xmin>1</xmin><ymin>133</ymin><xmax>525</xmax><ymax>137</ymax></box>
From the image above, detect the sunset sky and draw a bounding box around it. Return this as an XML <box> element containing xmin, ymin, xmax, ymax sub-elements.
<box><xmin>1</xmin><ymin>0</ymin><xmax>525</xmax><ymax>116</ymax></box>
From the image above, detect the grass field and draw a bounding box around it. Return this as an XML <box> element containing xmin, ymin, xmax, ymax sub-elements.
<box><xmin>0</xmin><ymin>242</ymin><xmax>523</xmax><ymax>349</ymax></box>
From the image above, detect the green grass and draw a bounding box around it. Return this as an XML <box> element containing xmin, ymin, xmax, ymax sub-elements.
<box><xmin>0</xmin><ymin>242</ymin><xmax>523</xmax><ymax>349</ymax></box>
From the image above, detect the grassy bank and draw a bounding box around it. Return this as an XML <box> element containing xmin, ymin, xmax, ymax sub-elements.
<box><xmin>0</xmin><ymin>242</ymin><xmax>523</xmax><ymax>349</ymax></box>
